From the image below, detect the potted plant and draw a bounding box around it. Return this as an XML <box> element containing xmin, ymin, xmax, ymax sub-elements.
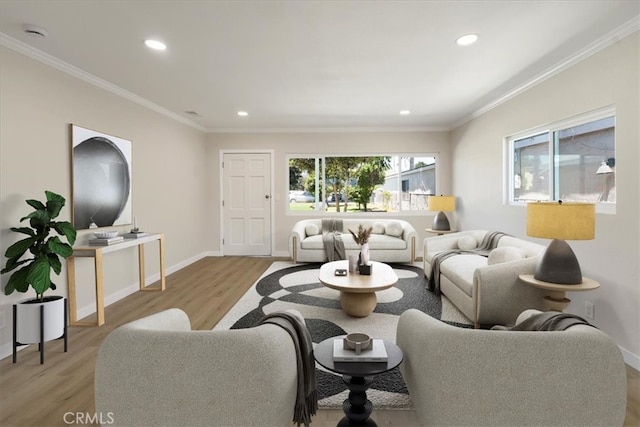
<box><xmin>1</xmin><ymin>191</ymin><xmax>77</xmax><ymax>356</ymax></box>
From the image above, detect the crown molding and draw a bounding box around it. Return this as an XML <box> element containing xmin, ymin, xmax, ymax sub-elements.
<box><xmin>452</xmin><ymin>16</ymin><xmax>640</xmax><ymax>130</ymax></box>
<box><xmin>0</xmin><ymin>32</ymin><xmax>207</xmax><ymax>133</ymax></box>
<box><xmin>207</xmin><ymin>125</ymin><xmax>449</xmax><ymax>134</ymax></box>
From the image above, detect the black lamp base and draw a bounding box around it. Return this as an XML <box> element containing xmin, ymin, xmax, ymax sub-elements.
<box><xmin>534</xmin><ymin>239</ymin><xmax>583</xmax><ymax>285</ymax></box>
<box><xmin>432</xmin><ymin>211</ymin><xmax>451</xmax><ymax>231</ymax></box>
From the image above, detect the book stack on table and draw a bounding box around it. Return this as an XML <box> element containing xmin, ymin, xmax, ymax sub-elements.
<box><xmin>333</xmin><ymin>339</ymin><xmax>388</xmax><ymax>362</ymax></box>
<box><xmin>124</xmin><ymin>231</ymin><xmax>149</xmax><ymax>239</ymax></box>
<box><xmin>89</xmin><ymin>236</ymin><xmax>124</xmax><ymax>246</ymax></box>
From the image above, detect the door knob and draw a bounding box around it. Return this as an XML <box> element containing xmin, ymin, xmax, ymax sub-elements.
<box><xmin>265</xmin><ymin>194</ymin><xmax>270</xmax><ymax>199</ymax></box>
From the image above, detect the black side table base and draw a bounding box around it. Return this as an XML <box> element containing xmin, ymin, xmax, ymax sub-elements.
<box><xmin>338</xmin><ymin>375</ymin><xmax>377</xmax><ymax>426</ymax></box>
<box><xmin>313</xmin><ymin>338</ymin><xmax>403</xmax><ymax>427</ymax></box>
<box><xmin>337</xmin><ymin>416</ymin><xmax>376</xmax><ymax>427</ymax></box>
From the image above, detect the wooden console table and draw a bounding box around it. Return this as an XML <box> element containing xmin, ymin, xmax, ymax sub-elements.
<box><xmin>66</xmin><ymin>233</ymin><xmax>166</xmax><ymax>326</ymax></box>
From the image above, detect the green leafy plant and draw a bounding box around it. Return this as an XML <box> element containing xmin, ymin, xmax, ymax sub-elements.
<box><xmin>1</xmin><ymin>191</ymin><xmax>77</xmax><ymax>301</ymax></box>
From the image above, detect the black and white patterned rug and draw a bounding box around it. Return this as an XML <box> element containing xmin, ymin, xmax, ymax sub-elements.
<box><xmin>213</xmin><ymin>261</ymin><xmax>472</xmax><ymax>409</ymax></box>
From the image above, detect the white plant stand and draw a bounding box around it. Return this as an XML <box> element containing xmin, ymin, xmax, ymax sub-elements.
<box><xmin>13</xmin><ymin>297</ymin><xmax>68</xmax><ymax>364</ymax></box>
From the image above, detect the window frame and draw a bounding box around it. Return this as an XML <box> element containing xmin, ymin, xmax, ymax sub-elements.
<box><xmin>505</xmin><ymin>106</ymin><xmax>616</xmax><ymax>214</ymax></box>
<box><xmin>286</xmin><ymin>153</ymin><xmax>440</xmax><ymax>216</ymax></box>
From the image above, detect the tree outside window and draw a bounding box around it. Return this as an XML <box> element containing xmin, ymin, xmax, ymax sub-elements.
<box><xmin>288</xmin><ymin>155</ymin><xmax>436</xmax><ymax>213</ymax></box>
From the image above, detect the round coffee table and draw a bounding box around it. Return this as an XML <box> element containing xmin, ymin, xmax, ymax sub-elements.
<box><xmin>314</xmin><ymin>336</ymin><xmax>403</xmax><ymax>427</ymax></box>
<box><xmin>319</xmin><ymin>260</ymin><xmax>398</xmax><ymax>317</ymax></box>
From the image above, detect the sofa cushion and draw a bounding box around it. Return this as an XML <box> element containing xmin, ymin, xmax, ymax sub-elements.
<box><xmin>300</xmin><ymin>234</ymin><xmax>324</xmax><ymax>249</ymax></box>
<box><xmin>300</xmin><ymin>233</ymin><xmax>406</xmax><ymax>251</ymax></box>
<box><xmin>372</xmin><ymin>222</ymin><xmax>385</xmax><ymax>234</ymax></box>
<box><xmin>457</xmin><ymin>235</ymin><xmax>477</xmax><ymax>251</ymax></box>
<box><xmin>487</xmin><ymin>246</ymin><xmax>525</xmax><ymax>265</ymax></box>
<box><xmin>305</xmin><ymin>223</ymin><xmax>320</xmax><ymax>237</ymax></box>
<box><xmin>367</xmin><ymin>234</ymin><xmax>407</xmax><ymax>250</ymax></box>
<box><xmin>385</xmin><ymin>221</ymin><xmax>404</xmax><ymax>237</ymax></box>
<box><xmin>439</xmin><ymin>255</ymin><xmax>488</xmax><ymax>297</ymax></box>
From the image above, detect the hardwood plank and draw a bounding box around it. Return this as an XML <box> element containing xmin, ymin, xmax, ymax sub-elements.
<box><xmin>0</xmin><ymin>256</ymin><xmax>637</xmax><ymax>427</ymax></box>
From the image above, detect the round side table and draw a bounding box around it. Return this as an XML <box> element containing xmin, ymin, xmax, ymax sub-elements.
<box><xmin>314</xmin><ymin>337</ymin><xmax>403</xmax><ymax>427</ymax></box>
<box><xmin>425</xmin><ymin>228</ymin><xmax>457</xmax><ymax>236</ymax></box>
<box><xmin>519</xmin><ymin>274</ymin><xmax>600</xmax><ymax>311</ymax></box>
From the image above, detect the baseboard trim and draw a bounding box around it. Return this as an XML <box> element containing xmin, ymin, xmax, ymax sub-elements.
<box><xmin>0</xmin><ymin>342</ymin><xmax>17</xmax><ymax>361</ymax></box>
<box><xmin>76</xmin><ymin>251</ymin><xmax>212</xmax><ymax>320</ymax></box>
<box><xmin>620</xmin><ymin>346</ymin><xmax>640</xmax><ymax>371</ymax></box>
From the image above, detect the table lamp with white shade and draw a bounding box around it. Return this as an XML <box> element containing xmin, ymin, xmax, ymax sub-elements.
<box><xmin>427</xmin><ymin>195</ymin><xmax>456</xmax><ymax>231</ymax></box>
<box><xmin>526</xmin><ymin>201</ymin><xmax>595</xmax><ymax>285</ymax></box>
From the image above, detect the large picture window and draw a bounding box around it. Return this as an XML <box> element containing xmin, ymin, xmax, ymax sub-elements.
<box><xmin>508</xmin><ymin>108</ymin><xmax>615</xmax><ymax>210</ymax></box>
<box><xmin>288</xmin><ymin>155</ymin><xmax>437</xmax><ymax>213</ymax></box>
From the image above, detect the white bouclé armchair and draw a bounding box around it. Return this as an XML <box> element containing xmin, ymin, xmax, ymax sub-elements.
<box><xmin>95</xmin><ymin>308</ymin><xmax>299</xmax><ymax>427</ymax></box>
<box><xmin>396</xmin><ymin>309</ymin><xmax>627</xmax><ymax>427</ymax></box>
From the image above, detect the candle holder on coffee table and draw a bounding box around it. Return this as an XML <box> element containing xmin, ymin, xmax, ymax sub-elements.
<box><xmin>314</xmin><ymin>336</ymin><xmax>403</xmax><ymax>426</ymax></box>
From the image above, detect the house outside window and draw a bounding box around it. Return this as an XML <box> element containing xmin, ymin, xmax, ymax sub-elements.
<box><xmin>508</xmin><ymin>107</ymin><xmax>615</xmax><ymax>213</ymax></box>
<box><xmin>288</xmin><ymin>155</ymin><xmax>437</xmax><ymax>214</ymax></box>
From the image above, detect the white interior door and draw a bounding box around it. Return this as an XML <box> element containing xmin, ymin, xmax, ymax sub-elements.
<box><xmin>222</xmin><ymin>152</ymin><xmax>271</xmax><ymax>256</ymax></box>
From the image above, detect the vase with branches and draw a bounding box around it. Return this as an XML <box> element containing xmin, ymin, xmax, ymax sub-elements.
<box><xmin>349</xmin><ymin>224</ymin><xmax>372</xmax><ymax>265</ymax></box>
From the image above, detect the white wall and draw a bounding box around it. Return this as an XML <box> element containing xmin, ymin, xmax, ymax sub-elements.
<box><xmin>450</xmin><ymin>33</ymin><xmax>640</xmax><ymax>367</ymax></box>
<box><xmin>205</xmin><ymin>131</ymin><xmax>452</xmax><ymax>256</ymax></box>
<box><xmin>0</xmin><ymin>47</ymin><xmax>209</xmax><ymax>356</ymax></box>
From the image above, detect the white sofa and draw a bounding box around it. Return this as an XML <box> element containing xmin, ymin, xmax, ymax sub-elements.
<box><xmin>424</xmin><ymin>230</ymin><xmax>548</xmax><ymax>327</ymax></box>
<box><xmin>289</xmin><ymin>218</ymin><xmax>416</xmax><ymax>263</ymax></box>
<box><xmin>95</xmin><ymin>308</ymin><xmax>298</xmax><ymax>427</ymax></box>
<box><xmin>397</xmin><ymin>309</ymin><xmax>627</xmax><ymax>427</ymax></box>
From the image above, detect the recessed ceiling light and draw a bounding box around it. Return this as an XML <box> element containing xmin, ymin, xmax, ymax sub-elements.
<box><xmin>237</xmin><ymin>111</ymin><xmax>249</xmax><ymax>117</ymax></box>
<box><xmin>144</xmin><ymin>39</ymin><xmax>166</xmax><ymax>50</ymax></box>
<box><xmin>456</xmin><ymin>34</ymin><xmax>478</xmax><ymax>46</ymax></box>
<box><xmin>399</xmin><ymin>110</ymin><xmax>411</xmax><ymax>115</ymax></box>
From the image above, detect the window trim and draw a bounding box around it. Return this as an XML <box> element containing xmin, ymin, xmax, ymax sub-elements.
<box><xmin>286</xmin><ymin>153</ymin><xmax>441</xmax><ymax>216</ymax></box>
<box><xmin>505</xmin><ymin>105</ymin><xmax>616</xmax><ymax>214</ymax></box>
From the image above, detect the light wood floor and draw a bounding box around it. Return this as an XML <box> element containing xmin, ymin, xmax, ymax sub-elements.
<box><xmin>0</xmin><ymin>256</ymin><xmax>638</xmax><ymax>426</ymax></box>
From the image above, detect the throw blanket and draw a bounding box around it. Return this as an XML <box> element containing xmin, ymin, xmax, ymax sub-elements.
<box><xmin>491</xmin><ymin>311</ymin><xmax>596</xmax><ymax>331</ymax></box>
<box><xmin>257</xmin><ymin>311</ymin><xmax>317</xmax><ymax>427</ymax></box>
<box><xmin>322</xmin><ymin>218</ymin><xmax>345</xmax><ymax>261</ymax></box>
<box><xmin>427</xmin><ymin>231</ymin><xmax>508</xmax><ymax>295</ymax></box>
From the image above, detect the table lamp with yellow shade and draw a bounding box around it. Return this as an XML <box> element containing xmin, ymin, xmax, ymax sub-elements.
<box><xmin>526</xmin><ymin>201</ymin><xmax>595</xmax><ymax>285</ymax></box>
<box><xmin>427</xmin><ymin>195</ymin><xmax>456</xmax><ymax>231</ymax></box>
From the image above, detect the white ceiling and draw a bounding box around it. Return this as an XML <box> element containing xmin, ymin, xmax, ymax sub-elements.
<box><xmin>1</xmin><ymin>1</ymin><xmax>638</xmax><ymax>132</ymax></box>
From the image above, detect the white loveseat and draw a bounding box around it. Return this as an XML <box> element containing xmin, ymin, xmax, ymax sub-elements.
<box><xmin>289</xmin><ymin>218</ymin><xmax>416</xmax><ymax>263</ymax></box>
<box><xmin>424</xmin><ymin>230</ymin><xmax>548</xmax><ymax>327</ymax></box>
<box><xmin>95</xmin><ymin>308</ymin><xmax>299</xmax><ymax>427</ymax></box>
<box><xmin>397</xmin><ymin>309</ymin><xmax>627</xmax><ymax>427</ymax></box>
